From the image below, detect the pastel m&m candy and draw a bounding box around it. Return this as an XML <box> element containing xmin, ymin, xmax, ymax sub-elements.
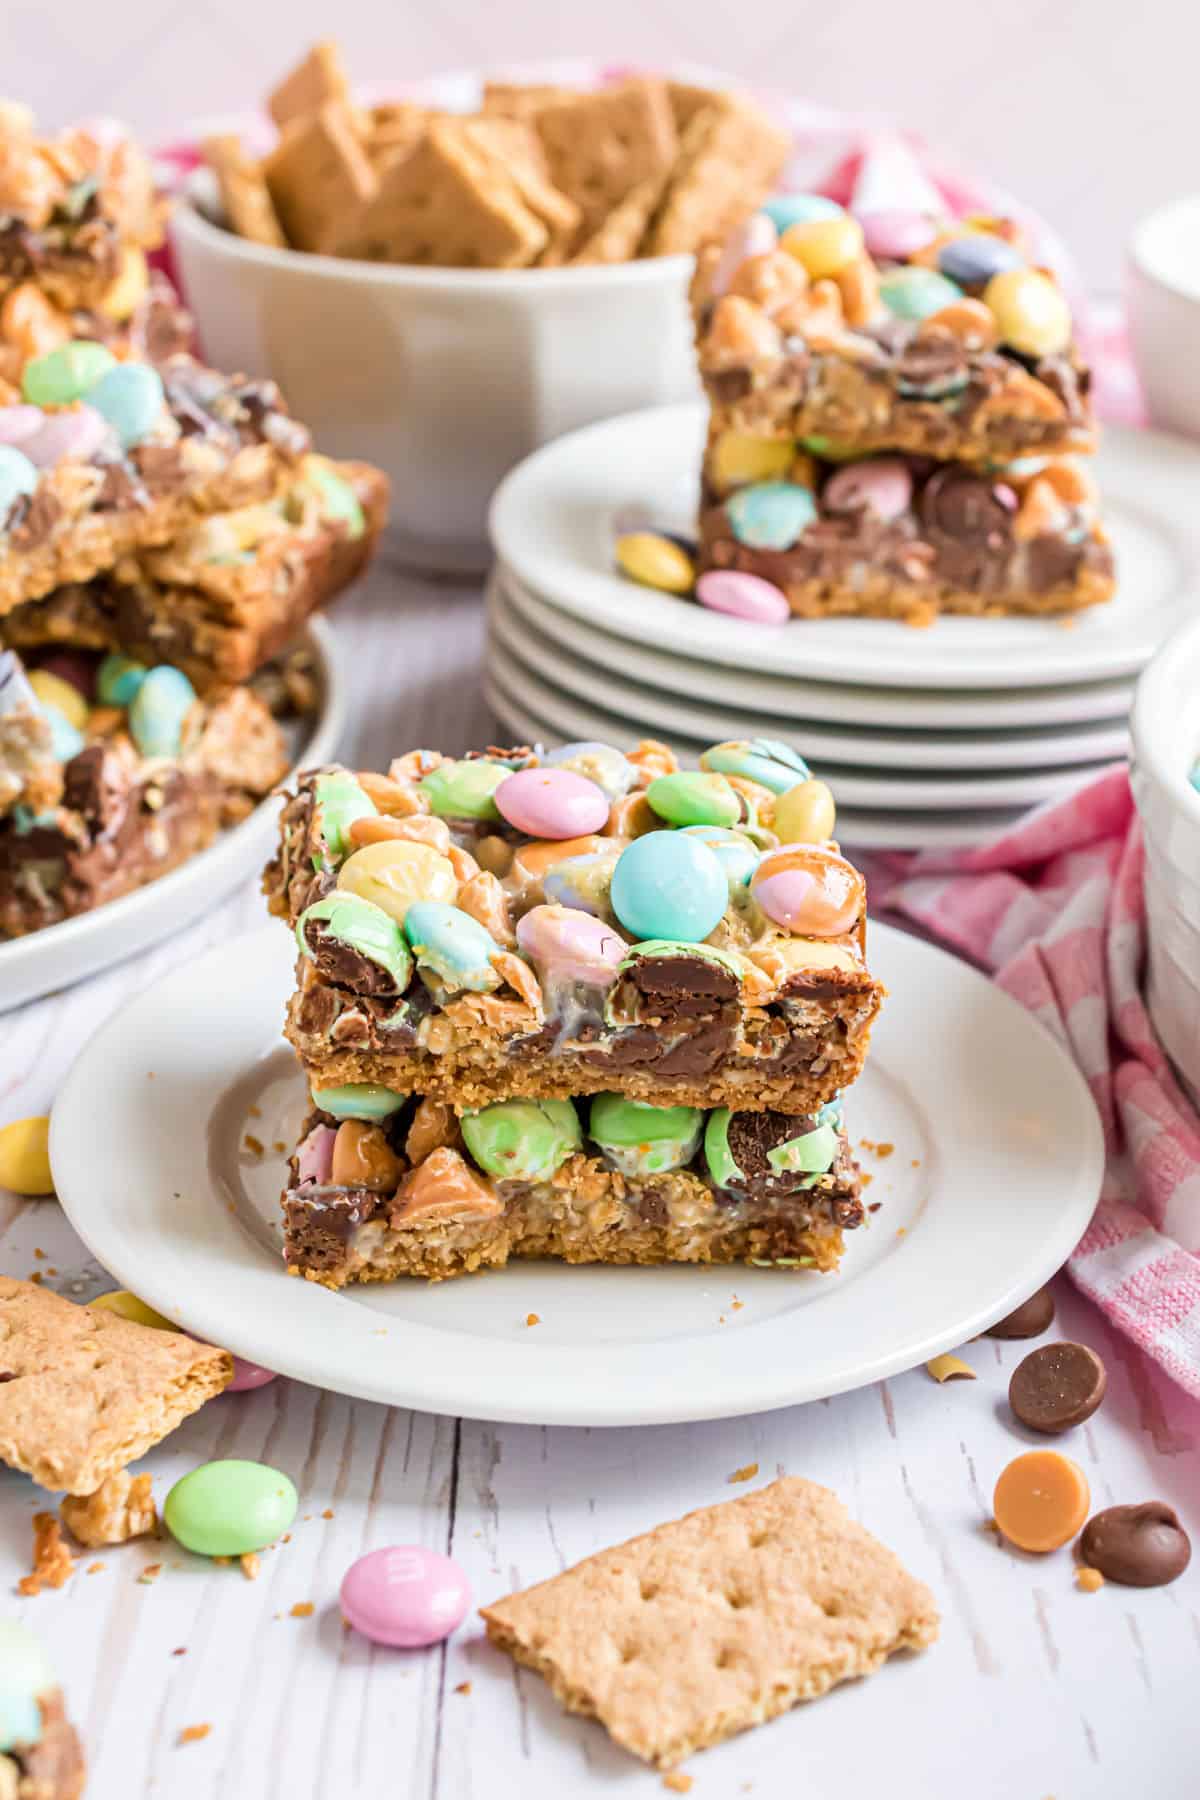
<box><xmin>696</xmin><ymin>569</ymin><xmax>790</xmax><ymax>625</ymax></box>
<box><xmin>337</xmin><ymin>838</ymin><xmax>457</xmax><ymax>925</ymax></box>
<box><xmin>763</xmin><ymin>193</ymin><xmax>843</xmax><ymax>234</ymax></box>
<box><xmin>341</xmin><ymin>1544</ymin><xmax>471</xmax><ymax>1648</ymax></box>
<box><xmin>28</xmin><ymin>668</ymin><xmax>88</xmax><ymax>731</ymax></box>
<box><xmin>645</xmin><ymin>770</ymin><xmax>740</xmax><ymax>829</ymax></box>
<box><xmin>610</xmin><ymin>832</ymin><xmax>727</xmax><ymax>943</ymax></box>
<box><xmin>128</xmin><ymin>664</ymin><xmax>196</xmax><ymax>759</ymax></box>
<box><xmin>494</xmin><ymin>765</ymin><xmax>609</xmax><ymax>838</ymax></box>
<box><xmin>228</xmin><ymin>1356</ymin><xmax>277</xmax><ymax>1392</ymax></box>
<box><xmin>856</xmin><ymin>209</ymin><xmax>937</xmax><ymax>262</ymax></box>
<box><xmin>773</xmin><ymin>778</ymin><xmax>836</xmax><ymax>845</ymax></box>
<box><xmin>780</xmin><ymin>213</ymin><xmax>863</xmax><ymax>278</ymax></box>
<box><xmin>708</xmin><ymin>430</ymin><xmax>794</xmax><ymax>490</ymax></box>
<box><xmin>615</xmin><ymin>531</ymin><xmax>694</xmax><ymax>594</ymax></box>
<box><xmin>983</xmin><ymin>268</ymin><xmax>1072</xmax><ymax>358</ymax></box>
<box><xmin>21</xmin><ymin>340</ymin><xmax>114</xmax><ymax>407</ymax></box>
<box><xmin>0</xmin><ymin>1116</ymin><xmax>52</xmax><ymax>1194</ymax></box>
<box><xmin>461</xmin><ymin>1097</ymin><xmax>581</xmax><ymax>1182</ymax></box>
<box><xmin>88</xmin><ymin>360</ymin><xmax>165</xmax><ymax>449</ymax></box>
<box><xmin>751</xmin><ymin>844</ymin><xmax>864</xmax><ymax>936</ymax></box>
<box><xmin>726</xmin><ymin>481</ymin><xmax>816</xmax><ymax>551</ymax></box>
<box><xmin>515</xmin><ymin>903</ymin><xmax>627</xmax><ymax>987</ymax></box>
<box><xmin>707</xmin><ymin>211</ymin><xmax>779</xmax><ymax>298</ymax></box>
<box><xmin>936</xmin><ymin>233</ymin><xmax>1022</xmax><ymax>286</ymax></box>
<box><xmin>164</xmin><ymin>1459</ymin><xmax>298</xmax><ymax>1557</ymax></box>
<box><xmin>0</xmin><ymin>445</ymin><xmax>37</xmax><ymax>520</ymax></box>
<box><xmin>878</xmin><ymin>265</ymin><xmax>963</xmax><ymax>321</ymax></box>
<box><xmin>21</xmin><ymin>404</ymin><xmax>112</xmax><ymax>467</ymax></box>
<box><xmin>822</xmin><ymin>457</ymin><xmax>913</xmax><ymax>522</ymax></box>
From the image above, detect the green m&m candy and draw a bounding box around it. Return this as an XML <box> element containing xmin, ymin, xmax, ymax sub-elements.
<box><xmin>645</xmin><ymin>771</ymin><xmax>741</xmax><ymax>830</ymax></box>
<box><xmin>21</xmin><ymin>340</ymin><xmax>115</xmax><ymax>407</ymax></box>
<box><xmin>297</xmin><ymin>891</ymin><xmax>413</xmax><ymax>992</ymax></box>
<box><xmin>419</xmin><ymin>758</ymin><xmax>505</xmax><ymax>821</ymax></box>
<box><xmin>461</xmin><ymin>1098</ymin><xmax>581</xmax><ymax>1183</ymax></box>
<box><xmin>313</xmin><ymin>770</ymin><xmax>377</xmax><ymax>866</ymax></box>
<box><xmin>588</xmin><ymin>1094</ymin><xmax>703</xmax><ymax>1177</ymax></box>
<box><xmin>164</xmin><ymin>1459</ymin><xmax>298</xmax><ymax>1557</ymax></box>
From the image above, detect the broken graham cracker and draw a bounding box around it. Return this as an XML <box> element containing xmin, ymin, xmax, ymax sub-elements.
<box><xmin>60</xmin><ymin>1470</ymin><xmax>158</xmax><ymax>1547</ymax></box>
<box><xmin>571</xmin><ymin>170</ymin><xmax>670</xmax><ymax>266</ymax></box>
<box><xmin>0</xmin><ymin>1277</ymin><xmax>232</xmax><ymax>1496</ymax></box>
<box><xmin>463</xmin><ymin>118</ymin><xmax>580</xmax><ymax>265</ymax></box>
<box><xmin>647</xmin><ymin>93</ymin><xmax>790</xmax><ymax>257</ymax></box>
<box><xmin>533</xmin><ymin>78</ymin><xmax>678</xmax><ymax>247</ymax></box>
<box><xmin>481</xmin><ymin>1476</ymin><xmax>937</xmax><ymax>1768</ymax></box>
<box><xmin>267</xmin><ymin>39</ymin><xmax>351</xmax><ymax>131</ymax></box>
<box><xmin>481</xmin><ymin>81</ymin><xmax>581</xmax><ymax>119</ymax></box>
<box><xmin>335</xmin><ymin>121</ymin><xmax>546</xmax><ymax>268</ymax></box>
<box><xmin>203</xmin><ymin>135</ymin><xmax>286</xmax><ymax>248</ymax></box>
<box><xmin>263</xmin><ymin>103</ymin><xmax>378</xmax><ymax>255</ymax></box>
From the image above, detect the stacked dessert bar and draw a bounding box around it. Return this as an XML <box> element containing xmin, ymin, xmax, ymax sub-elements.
<box><xmin>264</xmin><ymin>736</ymin><xmax>884</xmax><ymax>1286</ymax></box>
<box><xmin>0</xmin><ymin>109</ymin><xmax>388</xmax><ymax>934</ymax></box>
<box><xmin>691</xmin><ymin>202</ymin><xmax>1115</xmax><ymax>624</ymax></box>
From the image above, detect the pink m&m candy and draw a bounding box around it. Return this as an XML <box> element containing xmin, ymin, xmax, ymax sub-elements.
<box><xmin>696</xmin><ymin>570</ymin><xmax>790</xmax><ymax>625</ymax></box>
<box><xmin>708</xmin><ymin>211</ymin><xmax>779</xmax><ymax>299</ymax></box>
<box><xmin>22</xmin><ymin>405</ymin><xmax>111</xmax><ymax>468</ymax></box>
<box><xmin>495</xmin><ymin>766</ymin><xmax>610</xmax><ymax>839</ymax></box>
<box><xmin>822</xmin><ymin>457</ymin><xmax>913</xmax><ymax>523</ymax></box>
<box><xmin>296</xmin><ymin>1123</ymin><xmax>336</xmax><ymax>1184</ymax></box>
<box><xmin>228</xmin><ymin>1356</ymin><xmax>277</xmax><ymax>1392</ymax></box>
<box><xmin>341</xmin><ymin>1544</ymin><xmax>471</xmax><ymax>1648</ymax></box>
<box><xmin>516</xmin><ymin>903</ymin><xmax>627</xmax><ymax>987</ymax></box>
<box><xmin>857</xmin><ymin>210</ymin><xmax>937</xmax><ymax>263</ymax></box>
<box><xmin>0</xmin><ymin>404</ymin><xmax>44</xmax><ymax>446</ymax></box>
<box><xmin>751</xmin><ymin>845</ymin><xmax>865</xmax><ymax>937</ymax></box>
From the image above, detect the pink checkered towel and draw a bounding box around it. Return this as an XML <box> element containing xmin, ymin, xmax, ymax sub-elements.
<box><xmin>872</xmin><ymin>770</ymin><xmax>1200</xmax><ymax>1397</ymax></box>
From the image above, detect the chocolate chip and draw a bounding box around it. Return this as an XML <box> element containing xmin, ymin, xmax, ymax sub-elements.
<box><xmin>1079</xmin><ymin>1502</ymin><xmax>1191</xmax><ymax>1588</ymax></box>
<box><xmin>987</xmin><ymin>1285</ymin><xmax>1055</xmax><ymax>1340</ymax></box>
<box><xmin>1009</xmin><ymin>1341</ymin><xmax>1107</xmax><ymax>1433</ymax></box>
<box><xmin>919</xmin><ymin>468</ymin><xmax>1016</xmax><ymax>549</ymax></box>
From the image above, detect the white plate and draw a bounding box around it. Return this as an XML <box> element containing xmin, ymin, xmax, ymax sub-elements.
<box><xmin>485</xmin><ymin>673</ymin><xmax>1028</xmax><ymax>851</ymax></box>
<box><xmin>496</xmin><ymin>560</ymin><xmax>1136</xmax><ymax>731</ymax></box>
<box><xmin>489</xmin><ymin>404</ymin><xmax>1200</xmax><ymax>690</ymax></box>
<box><xmin>0</xmin><ymin>619</ymin><xmax>344</xmax><ymax>1015</ymax></box>
<box><xmin>484</xmin><ymin>632</ymin><xmax>1117</xmax><ymax>811</ymax></box>
<box><xmin>489</xmin><ymin>569</ymin><xmax>1131</xmax><ymax>772</ymax></box>
<box><xmin>51</xmin><ymin>922</ymin><xmax>1103</xmax><ymax>1427</ymax></box>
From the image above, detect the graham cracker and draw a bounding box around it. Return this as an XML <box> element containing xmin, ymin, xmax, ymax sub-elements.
<box><xmin>335</xmin><ymin>120</ymin><xmax>546</xmax><ymax>268</ymax></box>
<box><xmin>667</xmin><ymin>81</ymin><xmax>720</xmax><ymax>134</ymax></box>
<box><xmin>647</xmin><ymin>94</ymin><xmax>790</xmax><ymax>257</ymax></box>
<box><xmin>533</xmin><ymin>78</ymin><xmax>677</xmax><ymax>245</ymax></box>
<box><xmin>203</xmin><ymin>135</ymin><xmax>286</xmax><ymax>248</ymax></box>
<box><xmin>267</xmin><ymin>40</ymin><xmax>350</xmax><ymax>131</ymax></box>
<box><xmin>463</xmin><ymin>118</ymin><xmax>579</xmax><ymax>265</ymax></box>
<box><xmin>481</xmin><ymin>82</ymin><xmax>580</xmax><ymax>119</ymax></box>
<box><xmin>364</xmin><ymin>102</ymin><xmax>429</xmax><ymax>172</ymax></box>
<box><xmin>481</xmin><ymin>1476</ymin><xmax>938</xmax><ymax>1768</ymax></box>
<box><xmin>60</xmin><ymin>1470</ymin><xmax>158</xmax><ymax>1547</ymax></box>
<box><xmin>570</xmin><ymin>169</ymin><xmax>668</xmax><ymax>265</ymax></box>
<box><xmin>0</xmin><ymin>1277</ymin><xmax>232</xmax><ymax>1496</ymax></box>
<box><xmin>263</xmin><ymin>103</ymin><xmax>378</xmax><ymax>255</ymax></box>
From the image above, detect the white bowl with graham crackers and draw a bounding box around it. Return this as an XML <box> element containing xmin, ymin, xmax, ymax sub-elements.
<box><xmin>169</xmin><ymin>46</ymin><xmax>790</xmax><ymax>567</ymax></box>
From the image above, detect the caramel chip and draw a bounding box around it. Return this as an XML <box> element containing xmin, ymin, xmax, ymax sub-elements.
<box><xmin>925</xmin><ymin>1354</ymin><xmax>976</xmax><ymax>1383</ymax></box>
<box><xmin>993</xmin><ymin>1450</ymin><xmax>1090</xmax><ymax>1554</ymax></box>
<box><xmin>263</xmin><ymin>104</ymin><xmax>377</xmax><ymax>255</ymax></box>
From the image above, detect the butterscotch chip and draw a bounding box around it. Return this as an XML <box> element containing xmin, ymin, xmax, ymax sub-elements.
<box><xmin>0</xmin><ymin>1276</ymin><xmax>232</xmax><ymax>1495</ymax></box>
<box><xmin>534</xmin><ymin>79</ymin><xmax>677</xmax><ymax>245</ymax></box>
<box><xmin>18</xmin><ymin>1511</ymin><xmax>75</xmax><ymax>1594</ymax></box>
<box><xmin>647</xmin><ymin>95</ymin><xmax>790</xmax><ymax>256</ymax></box>
<box><xmin>336</xmin><ymin>121</ymin><xmax>546</xmax><ymax>268</ymax></box>
<box><xmin>267</xmin><ymin>40</ymin><xmax>350</xmax><ymax>130</ymax></box>
<box><xmin>460</xmin><ymin>118</ymin><xmax>579</xmax><ymax>264</ymax></box>
<box><xmin>203</xmin><ymin>136</ymin><xmax>286</xmax><ymax>247</ymax></box>
<box><xmin>481</xmin><ymin>1476</ymin><xmax>938</xmax><ymax>1767</ymax></box>
<box><xmin>264</xmin><ymin>103</ymin><xmax>377</xmax><ymax>254</ymax></box>
<box><xmin>60</xmin><ymin>1469</ymin><xmax>157</xmax><ymax>1547</ymax></box>
<box><xmin>570</xmin><ymin>170</ymin><xmax>670</xmax><ymax>266</ymax></box>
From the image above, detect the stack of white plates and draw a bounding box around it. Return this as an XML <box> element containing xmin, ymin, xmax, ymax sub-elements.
<box><xmin>487</xmin><ymin>404</ymin><xmax>1200</xmax><ymax>850</ymax></box>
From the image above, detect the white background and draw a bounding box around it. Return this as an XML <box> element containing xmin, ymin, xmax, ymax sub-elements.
<box><xmin>6</xmin><ymin>0</ymin><xmax>1198</xmax><ymax>290</ymax></box>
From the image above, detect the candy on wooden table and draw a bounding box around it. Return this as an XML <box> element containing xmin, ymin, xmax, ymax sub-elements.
<box><xmin>589</xmin><ymin>1093</ymin><xmax>703</xmax><ymax>1176</ymax></box>
<box><xmin>494</xmin><ymin>765</ymin><xmax>609</xmax><ymax>839</ymax></box>
<box><xmin>461</xmin><ymin>1097</ymin><xmax>582</xmax><ymax>1182</ymax></box>
<box><xmin>0</xmin><ymin>1115</ymin><xmax>52</xmax><ymax>1194</ymax></box>
<box><xmin>856</xmin><ymin>208</ymin><xmax>937</xmax><ymax>261</ymax></box>
<box><xmin>645</xmin><ymin>770</ymin><xmax>741</xmax><ymax>829</ymax></box>
<box><xmin>403</xmin><ymin>900</ymin><xmax>501</xmax><ymax>991</ymax></box>
<box><xmin>773</xmin><ymin>778</ymin><xmax>836</xmax><ymax>846</ymax></box>
<box><xmin>164</xmin><ymin>1459</ymin><xmax>298</xmax><ymax>1557</ymax></box>
<box><xmin>340</xmin><ymin>1544</ymin><xmax>471</xmax><ymax>1648</ymax></box>
<box><xmin>27</xmin><ymin>669</ymin><xmax>87</xmax><ymax>732</ymax></box>
<box><xmin>1008</xmin><ymin>1341</ymin><xmax>1107</xmax><ymax>1432</ymax></box>
<box><xmin>936</xmin><ymin>233</ymin><xmax>1023</xmax><ymax>286</ymax></box>
<box><xmin>336</xmin><ymin>839</ymin><xmax>457</xmax><ymax>925</ymax></box>
<box><xmin>982</xmin><ymin>267</ymin><xmax>1072</xmax><ymax>357</ymax></box>
<box><xmin>20</xmin><ymin>340</ymin><xmax>115</xmax><ymax>406</ymax></box>
<box><xmin>610</xmin><ymin>831</ymin><xmax>728</xmax><ymax>943</ymax></box>
<box><xmin>311</xmin><ymin>1082</ymin><xmax>407</xmax><ymax>1122</ymax></box>
<box><xmin>695</xmin><ymin>569</ymin><xmax>791</xmax><ymax>624</ymax></box>
<box><xmin>751</xmin><ymin>844</ymin><xmax>864</xmax><ymax>936</ymax></box>
<box><xmin>90</xmin><ymin>1289</ymin><xmax>176</xmax><ymax>1331</ymax></box>
<box><xmin>780</xmin><ymin>213</ymin><xmax>864</xmax><ymax>278</ymax></box>
<box><xmin>762</xmin><ymin>192</ymin><xmax>843</xmax><ymax>234</ymax></box>
<box><xmin>878</xmin><ymin>264</ymin><xmax>963</xmax><ymax>321</ymax></box>
<box><xmin>298</xmin><ymin>890</ymin><xmax>414</xmax><ymax>992</ymax></box>
<box><xmin>992</xmin><ymin>1449</ymin><xmax>1090</xmax><ymax>1553</ymax></box>
<box><xmin>419</xmin><ymin>757</ymin><xmax>506</xmax><ymax>821</ymax></box>
<box><xmin>1079</xmin><ymin>1503</ymin><xmax>1191</xmax><ymax>1588</ymax></box>
<box><xmin>708</xmin><ymin>430</ymin><xmax>795</xmax><ymax>489</ymax></box>
<box><xmin>822</xmin><ymin>456</ymin><xmax>913</xmax><ymax>521</ymax></box>
<box><xmin>128</xmin><ymin>665</ymin><xmax>196</xmax><ymax>759</ymax></box>
<box><xmin>726</xmin><ymin>480</ymin><xmax>817</xmax><ymax>551</ymax></box>
<box><xmin>986</xmin><ymin>1285</ymin><xmax>1056</xmax><ymax>1340</ymax></box>
<box><xmin>615</xmin><ymin>531</ymin><xmax>695</xmax><ymax>595</ymax></box>
<box><xmin>227</xmin><ymin>1357</ymin><xmax>277</xmax><ymax>1392</ymax></box>
<box><xmin>515</xmin><ymin>903</ymin><xmax>626</xmax><ymax>987</ymax></box>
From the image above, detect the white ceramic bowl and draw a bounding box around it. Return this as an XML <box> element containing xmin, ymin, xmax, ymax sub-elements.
<box><xmin>1130</xmin><ymin>613</ymin><xmax>1200</xmax><ymax>1100</ymax></box>
<box><xmin>1127</xmin><ymin>195</ymin><xmax>1200</xmax><ymax>439</ymax></box>
<box><xmin>170</xmin><ymin>176</ymin><xmax>699</xmax><ymax>569</ymax></box>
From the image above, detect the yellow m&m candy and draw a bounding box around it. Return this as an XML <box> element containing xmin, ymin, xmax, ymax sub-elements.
<box><xmin>0</xmin><ymin>1116</ymin><xmax>52</xmax><ymax>1194</ymax></box>
<box><xmin>28</xmin><ymin>669</ymin><xmax>88</xmax><ymax>731</ymax></box>
<box><xmin>336</xmin><ymin>838</ymin><xmax>457</xmax><ymax>925</ymax></box>
<box><xmin>90</xmin><ymin>1289</ymin><xmax>177</xmax><ymax>1331</ymax></box>
<box><xmin>615</xmin><ymin>532</ymin><xmax>694</xmax><ymax>595</ymax></box>
<box><xmin>982</xmin><ymin>268</ymin><xmax>1071</xmax><ymax>358</ymax></box>
<box><xmin>709</xmin><ymin>431</ymin><xmax>794</xmax><ymax>490</ymax></box>
<box><xmin>780</xmin><ymin>214</ymin><xmax>864</xmax><ymax>280</ymax></box>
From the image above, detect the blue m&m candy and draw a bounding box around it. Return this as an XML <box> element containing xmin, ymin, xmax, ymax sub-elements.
<box><xmin>610</xmin><ymin>832</ymin><xmax>728</xmax><ymax>943</ymax></box>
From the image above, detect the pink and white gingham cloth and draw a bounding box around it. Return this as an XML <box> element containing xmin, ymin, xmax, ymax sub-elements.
<box><xmin>153</xmin><ymin>69</ymin><xmax>1196</xmax><ymax>1385</ymax></box>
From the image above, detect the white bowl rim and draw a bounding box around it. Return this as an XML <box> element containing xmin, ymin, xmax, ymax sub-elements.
<box><xmin>1127</xmin><ymin>192</ymin><xmax>1200</xmax><ymax>303</ymax></box>
<box><xmin>1130</xmin><ymin>612</ymin><xmax>1200</xmax><ymax>824</ymax></box>
<box><xmin>170</xmin><ymin>171</ymin><xmax>695</xmax><ymax>295</ymax></box>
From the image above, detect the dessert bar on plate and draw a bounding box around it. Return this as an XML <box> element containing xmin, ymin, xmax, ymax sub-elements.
<box><xmin>283</xmin><ymin>1088</ymin><xmax>862</xmax><ymax>1285</ymax></box>
<box><xmin>0</xmin><ymin>346</ymin><xmax>310</xmax><ymax>615</ymax></box>
<box><xmin>1</xmin><ymin>454</ymin><xmax>389</xmax><ymax>692</ymax></box>
<box><xmin>265</xmin><ymin>737</ymin><xmax>884</xmax><ymax>1115</ymax></box>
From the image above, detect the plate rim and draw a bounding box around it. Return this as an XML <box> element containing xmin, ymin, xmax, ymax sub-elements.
<box><xmin>488</xmin><ymin>404</ymin><xmax>1199</xmax><ymax>690</ymax></box>
<box><xmin>50</xmin><ymin>921</ymin><xmax>1104</xmax><ymax>1427</ymax></box>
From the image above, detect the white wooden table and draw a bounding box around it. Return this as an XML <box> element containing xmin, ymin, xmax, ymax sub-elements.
<box><xmin>2</xmin><ymin>565</ymin><xmax>1197</xmax><ymax>1800</ymax></box>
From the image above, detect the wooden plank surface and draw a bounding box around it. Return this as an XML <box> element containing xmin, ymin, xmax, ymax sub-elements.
<box><xmin>1</xmin><ymin>565</ymin><xmax>1197</xmax><ymax>1799</ymax></box>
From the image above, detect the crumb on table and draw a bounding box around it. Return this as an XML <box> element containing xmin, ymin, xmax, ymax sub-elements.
<box><xmin>18</xmin><ymin>1513</ymin><xmax>75</xmax><ymax>1594</ymax></box>
<box><xmin>728</xmin><ymin>1463</ymin><xmax>759</xmax><ymax>1484</ymax></box>
<box><xmin>178</xmin><ymin>1724</ymin><xmax>211</xmax><ymax>1746</ymax></box>
<box><xmin>290</xmin><ymin>1601</ymin><xmax>314</xmax><ymax>1618</ymax></box>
